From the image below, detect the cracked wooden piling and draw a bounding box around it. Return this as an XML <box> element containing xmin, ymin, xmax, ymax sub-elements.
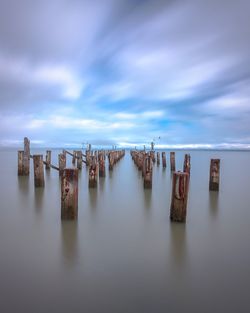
<box><xmin>89</xmin><ymin>156</ymin><xmax>98</xmax><ymax>188</ymax></box>
<box><xmin>99</xmin><ymin>152</ymin><xmax>106</xmax><ymax>177</ymax></box>
<box><xmin>33</xmin><ymin>155</ymin><xmax>45</xmax><ymax>187</ymax></box>
<box><xmin>170</xmin><ymin>152</ymin><xmax>176</xmax><ymax>172</ymax></box>
<box><xmin>157</xmin><ymin>152</ymin><xmax>160</xmax><ymax>166</ymax></box>
<box><xmin>170</xmin><ymin>172</ymin><xmax>189</xmax><ymax>222</ymax></box>
<box><xmin>61</xmin><ymin>168</ymin><xmax>78</xmax><ymax>219</ymax></box>
<box><xmin>183</xmin><ymin>154</ymin><xmax>191</xmax><ymax>175</ymax></box>
<box><xmin>59</xmin><ymin>153</ymin><xmax>66</xmax><ymax>176</ymax></box>
<box><xmin>144</xmin><ymin>155</ymin><xmax>152</xmax><ymax>189</ymax></box>
<box><xmin>46</xmin><ymin>150</ymin><xmax>51</xmax><ymax>170</ymax></box>
<box><xmin>23</xmin><ymin>137</ymin><xmax>30</xmax><ymax>175</ymax></box>
<box><xmin>162</xmin><ymin>152</ymin><xmax>166</xmax><ymax>168</ymax></box>
<box><xmin>76</xmin><ymin>151</ymin><xmax>82</xmax><ymax>170</ymax></box>
<box><xmin>209</xmin><ymin>159</ymin><xmax>220</xmax><ymax>191</ymax></box>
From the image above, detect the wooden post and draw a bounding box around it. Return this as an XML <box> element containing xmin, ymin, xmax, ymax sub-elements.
<box><xmin>46</xmin><ymin>150</ymin><xmax>51</xmax><ymax>169</ymax></box>
<box><xmin>209</xmin><ymin>159</ymin><xmax>220</xmax><ymax>191</ymax></box>
<box><xmin>18</xmin><ymin>151</ymin><xmax>24</xmax><ymax>175</ymax></box>
<box><xmin>170</xmin><ymin>172</ymin><xmax>189</xmax><ymax>222</ymax></box>
<box><xmin>72</xmin><ymin>150</ymin><xmax>76</xmax><ymax>165</ymax></box>
<box><xmin>151</xmin><ymin>141</ymin><xmax>155</xmax><ymax>151</ymax></box>
<box><xmin>86</xmin><ymin>150</ymin><xmax>90</xmax><ymax>166</ymax></box>
<box><xmin>170</xmin><ymin>152</ymin><xmax>176</xmax><ymax>172</ymax></box>
<box><xmin>61</xmin><ymin>169</ymin><xmax>78</xmax><ymax>219</ymax></box>
<box><xmin>23</xmin><ymin>137</ymin><xmax>30</xmax><ymax>175</ymax></box>
<box><xmin>109</xmin><ymin>152</ymin><xmax>114</xmax><ymax>170</ymax></box>
<box><xmin>33</xmin><ymin>155</ymin><xmax>45</xmax><ymax>187</ymax></box>
<box><xmin>183</xmin><ymin>154</ymin><xmax>191</xmax><ymax>175</ymax></box>
<box><xmin>99</xmin><ymin>154</ymin><xmax>106</xmax><ymax>177</ymax></box>
<box><xmin>162</xmin><ymin>152</ymin><xmax>166</xmax><ymax>168</ymax></box>
<box><xmin>59</xmin><ymin>153</ymin><xmax>66</xmax><ymax>176</ymax></box>
<box><xmin>150</xmin><ymin>151</ymin><xmax>155</xmax><ymax>163</ymax></box>
<box><xmin>157</xmin><ymin>152</ymin><xmax>160</xmax><ymax>166</ymax></box>
<box><xmin>76</xmin><ymin>151</ymin><xmax>82</xmax><ymax>170</ymax></box>
<box><xmin>144</xmin><ymin>156</ymin><xmax>152</xmax><ymax>189</ymax></box>
<box><xmin>89</xmin><ymin>157</ymin><xmax>97</xmax><ymax>188</ymax></box>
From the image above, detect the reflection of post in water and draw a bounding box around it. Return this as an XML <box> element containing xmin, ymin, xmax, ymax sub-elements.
<box><xmin>143</xmin><ymin>189</ymin><xmax>152</xmax><ymax>211</ymax></box>
<box><xmin>61</xmin><ymin>221</ymin><xmax>79</xmax><ymax>267</ymax></box>
<box><xmin>169</xmin><ymin>223</ymin><xmax>187</xmax><ymax>268</ymax></box>
<box><xmin>34</xmin><ymin>187</ymin><xmax>44</xmax><ymax>210</ymax></box>
<box><xmin>18</xmin><ymin>176</ymin><xmax>29</xmax><ymax>194</ymax></box>
<box><xmin>209</xmin><ymin>191</ymin><xmax>219</xmax><ymax>218</ymax></box>
<box><xmin>99</xmin><ymin>177</ymin><xmax>105</xmax><ymax>193</ymax></box>
<box><xmin>89</xmin><ymin>188</ymin><xmax>98</xmax><ymax>210</ymax></box>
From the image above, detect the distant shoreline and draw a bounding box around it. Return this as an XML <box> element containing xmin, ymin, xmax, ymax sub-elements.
<box><xmin>1</xmin><ymin>147</ymin><xmax>250</xmax><ymax>152</ymax></box>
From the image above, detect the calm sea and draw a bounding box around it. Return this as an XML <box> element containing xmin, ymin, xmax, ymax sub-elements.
<box><xmin>0</xmin><ymin>149</ymin><xmax>250</xmax><ymax>313</ymax></box>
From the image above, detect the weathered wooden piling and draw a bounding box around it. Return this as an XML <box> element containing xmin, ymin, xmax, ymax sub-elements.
<box><xmin>170</xmin><ymin>152</ymin><xmax>176</xmax><ymax>172</ymax></box>
<box><xmin>61</xmin><ymin>169</ymin><xmax>78</xmax><ymax>219</ymax></box>
<box><xmin>162</xmin><ymin>152</ymin><xmax>166</xmax><ymax>168</ymax></box>
<box><xmin>183</xmin><ymin>154</ymin><xmax>191</xmax><ymax>175</ymax></box>
<box><xmin>157</xmin><ymin>152</ymin><xmax>160</xmax><ymax>166</ymax></box>
<box><xmin>151</xmin><ymin>142</ymin><xmax>155</xmax><ymax>151</ymax></box>
<box><xmin>86</xmin><ymin>150</ymin><xmax>91</xmax><ymax>166</ymax></box>
<box><xmin>72</xmin><ymin>150</ymin><xmax>76</xmax><ymax>165</ymax></box>
<box><xmin>99</xmin><ymin>153</ymin><xmax>106</xmax><ymax>177</ymax></box>
<box><xmin>144</xmin><ymin>156</ymin><xmax>152</xmax><ymax>189</ymax></box>
<box><xmin>150</xmin><ymin>151</ymin><xmax>155</xmax><ymax>163</ymax></box>
<box><xmin>46</xmin><ymin>150</ymin><xmax>51</xmax><ymax>169</ymax></box>
<box><xmin>109</xmin><ymin>152</ymin><xmax>114</xmax><ymax>170</ymax></box>
<box><xmin>33</xmin><ymin>155</ymin><xmax>45</xmax><ymax>187</ymax></box>
<box><xmin>18</xmin><ymin>151</ymin><xmax>24</xmax><ymax>175</ymax></box>
<box><xmin>89</xmin><ymin>157</ymin><xmax>98</xmax><ymax>188</ymax></box>
<box><xmin>59</xmin><ymin>153</ymin><xmax>66</xmax><ymax>176</ymax></box>
<box><xmin>76</xmin><ymin>151</ymin><xmax>82</xmax><ymax>170</ymax></box>
<box><xmin>209</xmin><ymin>159</ymin><xmax>220</xmax><ymax>191</ymax></box>
<box><xmin>23</xmin><ymin>137</ymin><xmax>30</xmax><ymax>175</ymax></box>
<box><xmin>170</xmin><ymin>172</ymin><xmax>189</xmax><ymax>222</ymax></box>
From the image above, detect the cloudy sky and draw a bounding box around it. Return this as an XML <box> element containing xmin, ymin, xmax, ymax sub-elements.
<box><xmin>0</xmin><ymin>0</ymin><xmax>250</xmax><ymax>149</ymax></box>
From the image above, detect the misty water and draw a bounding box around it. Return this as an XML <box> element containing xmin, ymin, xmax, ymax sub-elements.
<box><xmin>1</xmin><ymin>149</ymin><xmax>250</xmax><ymax>313</ymax></box>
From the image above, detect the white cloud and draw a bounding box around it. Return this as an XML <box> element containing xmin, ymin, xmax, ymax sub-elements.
<box><xmin>113</xmin><ymin>110</ymin><xmax>165</xmax><ymax>120</ymax></box>
<box><xmin>0</xmin><ymin>54</ymin><xmax>84</xmax><ymax>100</ymax></box>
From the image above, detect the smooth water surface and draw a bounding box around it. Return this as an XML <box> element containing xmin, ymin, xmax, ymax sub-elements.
<box><xmin>0</xmin><ymin>149</ymin><xmax>250</xmax><ymax>313</ymax></box>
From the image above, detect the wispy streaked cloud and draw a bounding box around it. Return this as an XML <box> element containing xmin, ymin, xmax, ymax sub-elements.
<box><xmin>0</xmin><ymin>0</ymin><xmax>250</xmax><ymax>148</ymax></box>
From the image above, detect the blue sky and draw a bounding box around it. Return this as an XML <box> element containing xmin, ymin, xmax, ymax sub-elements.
<box><xmin>0</xmin><ymin>0</ymin><xmax>250</xmax><ymax>149</ymax></box>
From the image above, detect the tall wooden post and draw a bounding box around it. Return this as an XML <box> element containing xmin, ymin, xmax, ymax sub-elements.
<box><xmin>150</xmin><ymin>151</ymin><xmax>155</xmax><ymax>163</ymax></box>
<box><xmin>142</xmin><ymin>153</ymin><xmax>146</xmax><ymax>177</ymax></box>
<box><xmin>86</xmin><ymin>150</ymin><xmax>90</xmax><ymax>166</ymax></box>
<box><xmin>170</xmin><ymin>152</ymin><xmax>176</xmax><ymax>172</ymax></box>
<box><xmin>151</xmin><ymin>142</ymin><xmax>155</xmax><ymax>151</ymax></box>
<box><xmin>109</xmin><ymin>153</ymin><xmax>114</xmax><ymax>171</ymax></box>
<box><xmin>170</xmin><ymin>172</ymin><xmax>189</xmax><ymax>222</ymax></box>
<box><xmin>99</xmin><ymin>154</ymin><xmax>106</xmax><ymax>177</ymax></box>
<box><xmin>72</xmin><ymin>151</ymin><xmax>76</xmax><ymax>165</ymax></box>
<box><xmin>162</xmin><ymin>152</ymin><xmax>166</xmax><ymax>168</ymax></box>
<box><xmin>209</xmin><ymin>159</ymin><xmax>220</xmax><ymax>191</ymax></box>
<box><xmin>144</xmin><ymin>156</ymin><xmax>152</xmax><ymax>189</ymax></box>
<box><xmin>59</xmin><ymin>153</ymin><xmax>66</xmax><ymax>176</ymax></box>
<box><xmin>76</xmin><ymin>151</ymin><xmax>82</xmax><ymax>170</ymax></box>
<box><xmin>18</xmin><ymin>151</ymin><xmax>24</xmax><ymax>175</ymax></box>
<box><xmin>89</xmin><ymin>157</ymin><xmax>97</xmax><ymax>188</ymax></box>
<box><xmin>157</xmin><ymin>152</ymin><xmax>160</xmax><ymax>166</ymax></box>
<box><xmin>61</xmin><ymin>169</ymin><xmax>78</xmax><ymax>219</ymax></box>
<box><xmin>183</xmin><ymin>154</ymin><xmax>191</xmax><ymax>175</ymax></box>
<box><xmin>46</xmin><ymin>150</ymin><xmax>51</xmax><ymax>169</ymax></box>
<box><xmin>33</xmin><ymin>155</ymin><xmax>45</xmax><ymax>187</ymax></box>
<box><xmin>23</xmin><ymin>137</ymin><xmax>30</xmax><ymax>175</ymax></box>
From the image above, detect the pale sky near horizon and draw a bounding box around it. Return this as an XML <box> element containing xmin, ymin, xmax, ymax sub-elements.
<box><xmin>0</xmin><ymin>0</ymin><xmax>250</xmax><ymax>149</ymax></box>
